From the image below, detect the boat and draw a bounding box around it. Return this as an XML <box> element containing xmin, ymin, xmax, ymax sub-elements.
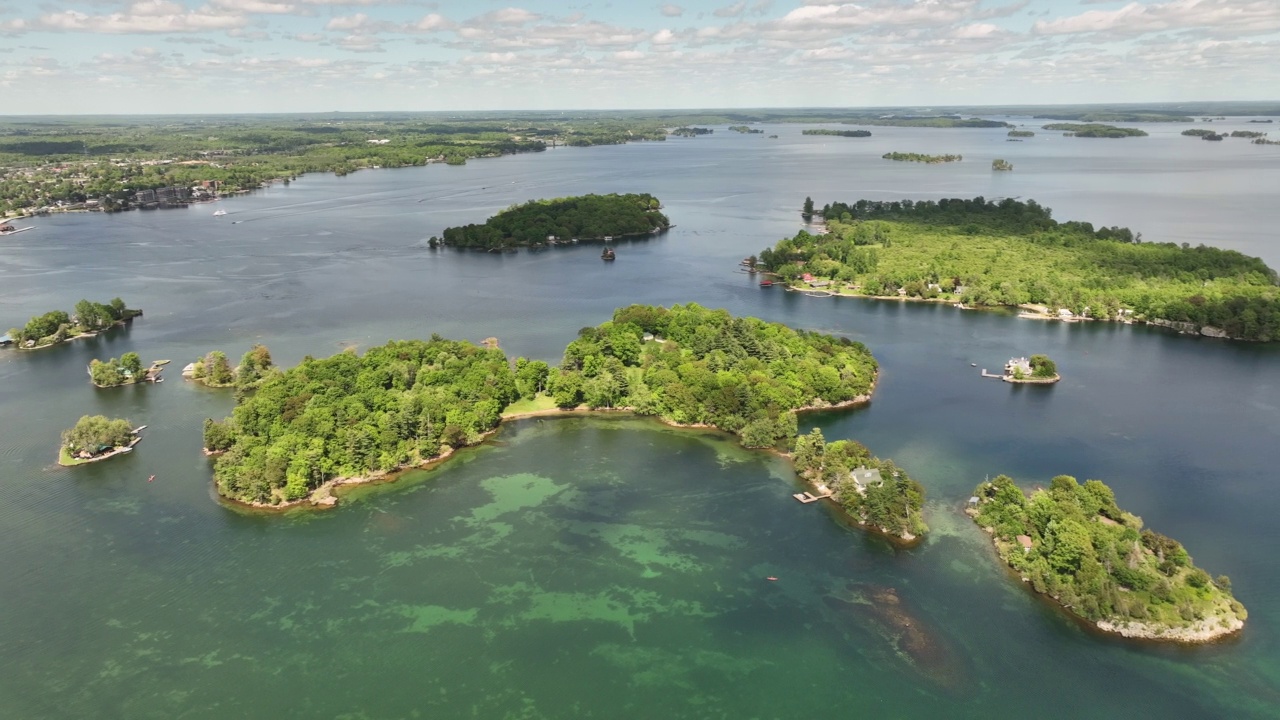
<box><xmin>601</xmin><ymin>247</ymin><xmax>616</xmax><ymax>261</ymax></box>
<box><xmin>213</xmin><ymin>209</ymin><xmax>227</xmax><ymax>216</ymax></box>
<box><xmin>760</xmin><ymin>280</ymin><xmax>774</xmax><ymax>287</ymax></box>
<box><xmin>0</xmin><ymin>224</ymin><xmax>35</xmax><ymax>236</ymax></box>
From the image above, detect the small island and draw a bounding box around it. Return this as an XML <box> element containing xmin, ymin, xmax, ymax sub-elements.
<box><xmin>8</xmin><ymin>298</ymin><xmax>140</xmax><ymax>350</ymax></box>
<box><xmin>670</xmin><ymin>127</ymin><xmax>713</xmax><ymax>137</ymax></box>
<box><xmin>59</xmin><ymin>415</ymin><xmax>142</xmax><ymax>466</ymax></box>
<box><xmin>1042</xmin><ymin>123</ymin><xmax>1148</xmax><ymax>138</ymax></box>
<box><xmin>968</xmin><ymin>474</ymin><xmax>1246</xmax><ymax>643</ymax></box>
<box><xmin>185</xmin><ymin>345</ymin><xmax>275</xmax><ymax>389</ymax></box>
<box><xmin>1253</xmin><ymin>137</ymin><xmax>1280</xmax><ymax>146</ymax></box>
<box><xmin>432</xmin><ymin>193</ymin><xmax>670</xmax><ymax>251</ymax></box>
<box><xmin>803</xmin><ymin>129</ymin><xmax>872</xmax><ymax>138</ymax></box>
<box><xmin>992</xmin><ymin>159</ymin><xmax>1013</xmax><ymax>172</ymax></box>
<box><xmin>1181</xmin><ymin>128</ymin><xmax>1217</xmax><ymax>137</ymax></box>
<box><xmin>207</xmin><ymin>304</ymin><xmax>901</xmax><ymax>521</ymax></box>
<box><xmin>728</xmin><ymin>125</ymin><xmax>763</xmax><ymax>134</ymax></box>
<box><xmin>792</xmin><ymin>429</ymin><xmax>926</xmax><ymax>542</ymax></box>
<box><xmin>89</xmin><ymin>353</ymin><xmax>166</xmax><ymax>387</ymax></box>
<box><xmin>1007</xmin><ymin>130</ymin><xmax>1035</xmax><ymax>138</ymax></box>
<box><xmin>842</xmin><ymin>116</ymin><xmax>1010</xmax><ymax>129</ymax></box>
<box><xmin>1001</xmin><ymin>355</ymin><xmax>1059</xmax><ymax>383</ymax></box>
<box><xmin>883</xmin><ymin>152</ymin><xmax>962</xmax><ymax>163</ymax></box>
<box><xmin>1230</xmin><ymin>131</ymin><xmax>1265</xmax><ymax>139</ymax></box>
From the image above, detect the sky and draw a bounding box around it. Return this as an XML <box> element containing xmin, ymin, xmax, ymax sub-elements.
<box><xmin>1</xmin><ymin>0</ymin><xmax>1277</xmax><ymax>114</ymax></box>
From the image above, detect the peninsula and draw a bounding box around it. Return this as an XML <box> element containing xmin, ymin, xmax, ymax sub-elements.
<box><xmin>968</xmin><ymin>474</ymin><xmax>1245</xmax><ymax>643</ymax></box>
<box><xmin>206</xmin><ymin>304</ymin><xmax>898</xmax><ymax>520</ymax></box>
<box><xmin>59</xmin><ymin>415</ymin><xmax>142</xmax><ymax>466</ymax></box>
<box><xmin>8</xmin><ymin>298</ymin><xmax>140</xmax><ymax>350</ymax></box>
<box><xmin>756</xmin><ymin>197</ymin><xmax>1279</xmax><ymax>341</ymax></box>
<box><xmin>433</xmin><ymin>193</ymin><xmax>670</xmax><ymax>251</ymax></box>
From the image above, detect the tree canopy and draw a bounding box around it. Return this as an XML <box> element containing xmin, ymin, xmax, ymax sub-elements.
<box><xmin>62</xmin><ymin>415</ymin><xmax>134</xmax><ymax>456</ymax></box>
<box><xmin>971</xmin><ymin>474</ymin><xmax>1244</xmax><ymax>631</ymax></box>
<box><xmin>438</xmin><ymin>193</ymin><xmax>669</xmax><ymax>250</ymax></box>
<box><xmin>756</xmin><ymin>197</ymin><xmax>1279</xmax><ymax>341</ymax></box>
<box><xmin>9</xmin><ymin>298</ymin><xmax>137</xmax><ymax>348</ymax></box>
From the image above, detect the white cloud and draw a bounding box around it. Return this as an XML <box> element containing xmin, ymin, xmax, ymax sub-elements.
<box><xmin>1033</xmin><ymin>0</ymin><xmax>1280</xmax><ymax>37</ymax></box>
<box><xmin>204</xmin><ymin>43</ymin><xmax>244</xmax><ymax>55</ymax></box>
<box><xmin>36</xmin><ymin>5</ymin><xmax>248</xmax><ymax>33</ymax></box>
<box><xmin>714</xmin><ymin>1</ymin><xmax>747</xmax><ymax>18</ymax></box>
<box><xmin>470</xmin><ymin>8</ymin><xmax>541</xmax><ymax>26</ymax></box>
<box><xmin>660</xmin><ymin>4</ymin><xmax>684</xmax><ymax>17</ymax></box>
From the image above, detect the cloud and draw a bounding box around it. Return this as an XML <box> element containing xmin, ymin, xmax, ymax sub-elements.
<box><xmin>713</xmin><ymin>1</ymin><xmax>746</xmax><ymax>18</ymax></box>
<box><xmin>35</xmin><ymin>3</ymin><xmax>248</xmax><ymax>33</ymax></box>
<box><xmin>204</xmin><ymin>44</ymin><xmax>244</xmax><ymax>55</ymax></box>
<box><xmin>469</xmin><ymin>7</ymin><xmax>541</xmax><ymax>26</ymax></box>
<box><xmin>660</xmin><ymin>4</ymin><xmax>683</xmax><ymax>17</ymax></box>
<box><xmin>208</xmin><ymin>0</ymin><xmax>299</xmax><ymax>13</ymax></box>
<box><xmin>1033</xmin><ymin>0</ymin><xmax>1280</xmax><ymax>38</ymax></box>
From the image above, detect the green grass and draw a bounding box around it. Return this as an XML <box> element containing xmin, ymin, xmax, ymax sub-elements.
<box><xmin>501</xmin><ymin>394</ymin><xmax>560</xmax><ymax>417</ymax></box>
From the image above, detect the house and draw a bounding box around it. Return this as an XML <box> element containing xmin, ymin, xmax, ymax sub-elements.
<box><xmin>1057</xmin><ymin>308</ymin><xmax>1074</xmax><ymax>318</ymax></box>
<box><xmin>801</xmin><ymin>273</ymin><xmax>814</xmax><ymax>282</ymax></box>
<box><xmin>0</xmin><ymin>333</ymin><xmax>12</xmax><ymax>346</ymax></box>
<box><xmin>1005</xmin><ymin>357</ymin><xmax>1032</xmax><ymax>376</ymax></box>
<box><xmin>808</xmin><ymin>279</ymin><xmax>831</xmax><ymax>288</ymax></box>
<box><xmin>1016</xmin><ymin>535</ymin><xmax>1033</xmax><ymax>552</ymax></box>
<box><xmin>851</xmin><ymin>467</ymin><xmax>883</xmax><ymax>490</ymax></box>
<box><xmin>967</xmin><ymin>496</ymin><xmax>980</xmax><ymax>507</ymax></box>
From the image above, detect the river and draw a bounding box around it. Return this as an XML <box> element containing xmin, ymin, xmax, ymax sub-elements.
<box><xmin>1</xmin><ymin>118</ymin><xmax>1278</xmax><ymax>719</ymax></box>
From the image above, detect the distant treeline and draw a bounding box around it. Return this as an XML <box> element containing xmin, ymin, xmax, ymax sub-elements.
<box><xmin>803</xmin><ymin>129</ymin><xmax>872</xmax><ymax>138</ymax></box>
<box><xmin>882</xmin><ymin>152</ymin><xmax>961</xmax><ymax>163</ymax></box>
<box><xmin>1033</xmin><ymin>112</ymin><xmax>1193</xmax><ymax>123</ymax></box>
<box><xmin>1043</xmin><ymin>123</ymin><xmax>1148</xmax><ymax>138</ymax></box>
<box><xmin>436</xmin><ymin>193</ymin><xmax>669</xmax><ymax>250</ymax></box>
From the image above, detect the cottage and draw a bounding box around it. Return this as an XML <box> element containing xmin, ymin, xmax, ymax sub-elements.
<box><xmin>851</xmin><ymin>467</ymin><xmax>883</xmax><ymax>489</ymax></box>
<box><xmin>1016</xmin><ymin>535</ymin><xmax>1033</xmax><ymax>552</ymax></box>
<box><xmin>1057</xmin><ymin>308</ymin><xmax>1074</xmax><ymax>318</ymax></box>
<box><xmin>801</xmin><ymin>273</ymin><xmax>814</xmax><ymax>282</ymax></box>
<box><xmin>1004</xmin><ymin>357</ymin><xmax>1032</xmax><ymax>376</ymax></box>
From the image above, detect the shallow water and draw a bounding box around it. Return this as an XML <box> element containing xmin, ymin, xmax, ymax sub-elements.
<box><xmin>1</xmin><ymin>120</ymin><xmax>1279</xmax><ymax>718</ymax></box>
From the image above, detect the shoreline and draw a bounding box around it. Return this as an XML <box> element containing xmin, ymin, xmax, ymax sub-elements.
<box><xmin>14</xmin><ymin>315</ymin><xmax>139</xmax><ymax>352</ymax></box>
<box><xmin>967</xmin><ymin>509</ymin><xmax>1244</xmax><ymax>644</ymax></box>
<box><xmin>216</xmin><ymin>383</ymin><xmax>877</xmax><ymax>513</ymax></box>
<box><xmin>58</xmin><ymin>434</ymin><xmax>142</xmax><ymax>467</ymax></box>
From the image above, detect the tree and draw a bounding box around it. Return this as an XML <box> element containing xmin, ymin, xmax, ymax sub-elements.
<box><xmin>203</xmin><ymin>418</ymin><xmax>235</xmax><ymax>452</ymax></box>
<box><xmin>62</xmin><ymin>415</ymin><xmax>133</xmax><ymax>456</ymax></box>
<box><xmin>802</xmin><ymin>196</ymin><xmax>815</xmax><ymax>218</ymax></box>
<box><xmin>120</xmin><ymin>352</ymin><xmax>143</xmax><ymax>379</ymax></box>
<box><xmin>205</xmin><ymin>351</ymin><xmax>234</xmax><ymax>386</ymax></box>
<box><xmin>89</xmin><ymin>358</ymin><xmax>125</xmax><ymax>387</ymax></box>
<box><xmin>1030</xmin><ymin>354</ymin><xmax>1057</xmax><ymax>378</ymax></box>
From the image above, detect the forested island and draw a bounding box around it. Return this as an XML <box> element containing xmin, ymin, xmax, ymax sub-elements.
<box><xmin>843</xmin><ymin>116</ymin><xmax>1010</xmax><ymax>129</ymax></box>
<box><xmin>1003</xmin><ymin>355</ymin><xmax>1058</xmax><ymax>383</ymax></box>
<box><xmin>205</xmin><ymin>304</ymin><xmax>888</xmax><ymax>512</ymax></box>
<box><xmin>671</xmin><ymin>127</ymin><xmax>713</xmax><ymax>137</ymax></box>
<box><xmin>1231</xmin><ymin>131</ymin><xmax>1265</xmax><ymax>139</ymax></box>
<box><xmin>1181</xmin><ymin>129</ymin><xmax>1217</xmax><ymax>137</ymax></box>
<box><xmin>755</xmin><ymin>197</ymin><xmax>1279</xmax><ymax>341</ymax></box>
<box><xmin>728</xmin><ymin>126</ymin><xmax>763</xmax><ymax>134</ymax></box>
<box><xmin>8</xmin><ymin>298</ymin><xmax>139</xmax><ymax>350</ymax></box>
<box><xmin>59</xmin><ymin>415</ymin><xmax>141</xmax><ymax>466</ymax></box>
<box><xmin>804</xmin><ymin>129</ymin><xmax>872</xmax><ymax>138</ymax></box>
<box><xmin>793</xmin><ymin>429</ymin><xmax>926</xmax><ymax>541</ymax></box>
<box><xmin>434</xmin><ymin>193</ymin><xmax>669</xmax><ymax>250</ymax></box>
<box><xmin>969</xmin><ymin>475</ymin><xmax>1245</xmax><ymax>642</ymax></box>
<box><xmin>992</xmin><ymin>159</ymin><xmax>1013</xmax><ymax>171</ymax></box>
<box><xmin>1007</xmin><ymin>130</ymin><xmax>1035</xmax><ymax>138</ymax></box>
<box><xmin>1043</xmin><ymin>123</ymin><xmax>1148</xmax><ymax>138</ymax></box>
<box><xmin>185</xmin><ymin>345</ymin><xmax>275</xmax><ymax>391</ymax></box>
<box><xmin>1033</xmin><ymin>112</ymin><xmax>1192</xmax><ymax>123</ymax></box>
<box><xmin>89</xmin><ymin>353</ymin><xmax>153</xmax><ymax>387</ymax></box>
<box><xmin>883</xmin><ymin>152</ymin><xmax>962</xmax><ymax>163</ymax></box>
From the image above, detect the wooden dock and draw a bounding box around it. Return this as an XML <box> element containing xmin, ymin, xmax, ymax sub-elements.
<box><xmin>980</xmin><ymin>369</ymin><xmax>1004</xmax><ymax>380</ymax></box>
<box><xmin>793</xmin><ymin>490</ymin><xmax>834</xmax><ymax>504</ymax></box>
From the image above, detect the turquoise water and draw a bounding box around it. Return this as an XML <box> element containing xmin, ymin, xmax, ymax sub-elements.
<box><xmin>1</xmin><ymin>120</ymin><xmax>1279</xmax><ymax>718</ymax></box>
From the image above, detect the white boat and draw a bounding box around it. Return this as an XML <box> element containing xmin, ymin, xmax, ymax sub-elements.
<box><xmin>213</xmin><ymin>209</ymin><xmax>227</xmax><ymax>217</ymax></box>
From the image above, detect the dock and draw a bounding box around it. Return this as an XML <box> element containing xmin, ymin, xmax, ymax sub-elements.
<box><xmin>980</xmin><ymin>369</ymin><xmax>1004</xmax><ymax>380</ymax></box>
<box><xmin>792</xmin><ymin>488</ymin><xmax>835</xmax><ymax>503</ymax></box>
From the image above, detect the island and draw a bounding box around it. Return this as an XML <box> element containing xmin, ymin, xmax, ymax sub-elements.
<box><xmin>1254</xmin><ymin>137</ymin><xmax>1280</xmax><ymax>146</ymax></box>
<box><xmin>432</xmin><ymin>193</ymin><xmax>670</xmax><ymax>251</ymax></box>
<box><xmin>206</xmin><ymin>304</ymin><xmax>904</xmax><ymax>521</ymax></box>
<box><xmin>728</xmin><ymin>125</ymin><xmax>763</xmax><ymax>134</ymax></box>
<box><xmin>992</xmin><ymin>159</ymin><xmax>1013</xmax><ymax>172</ymax></box>
<box><xmin>1007</xmin><ymin>130</ymin><xmax>1035</xmax><ymax>138</ymax></box>
<box><xmin>1230</xmin><ymin>131</ymin><xmax>1265</xmax><ymax>139</ymax></box>
<box><xmin>59</xmin><ymin>415</ymin><xmax>142</xmax><ymax>466</ymax></box>
<box><xmin>89</xmin><ymin>353</ymin><xmax>166</xmax><ymax>387</ymax></box>
<box><xmin>755</xmin><ymin>197</ymin><xmax>1279</xmax><ymax>341</ymax></box>
<box><xmin>841</xmin><ymin>116</ymin><xmax>1010</xmax><ymax>129</ymax></box>
<box><xmin>7</xmin><ymin>298</ymin><xmax>140</xmax><ymax>350</ymax></box>
<box><xmin>1000</xmin><ymin>355</ymin><xmax>1059</xmax><ymax>383</ymax></box>
<box><xmin>883</xmin><ymin>152</ymin><xmax>962</xmax><ymax>163</ymax></box>
<box><xmin>1032</xmin><ymin>111</ymin><xmax>1192</xmax><ymax>123</ymax></box>
<box><xmin>792</xmin><ymin>428</ymin><xmax>926</xmax><ymax>542</ymax></box>
<box><xmin>1042</xmin><ymin>123</ymin><xmax>1148</xmax><ymax>138</ymax></box>
<box><xmin>185</xmin><ymin>345</ymin><xmax>274</xmax><ymax>390</ymax></box>
<box><xmin>803</xmin><ymin>129</ymin><xmax>872</xmax><ymax>138</ymax></box>
<box><xmin>1181</xmin><ymin>129</ymin><xmax>1217</xmax><ymax>137</ymax></box>
<box><xmin>670</xmin><ymin>127</ymin><xmax>713</xmax><ymax>137</ymax></box>
<box><xmin>968</xmin><ymin>474</ymin><xmax>1246</xmax><ymax>642</ymax></box>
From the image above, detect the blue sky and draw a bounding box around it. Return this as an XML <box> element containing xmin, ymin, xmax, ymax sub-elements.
<box><xmin>2</xmin><ymin>0</ymin><xmax>1277</xmax><ymax>114</ymax></box>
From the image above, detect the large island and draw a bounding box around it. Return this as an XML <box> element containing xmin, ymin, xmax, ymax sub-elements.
<box><xmin>757</xmin><ymin>197</ymin><xmax>1279</xmax><ymax>341</ymax></box>
<box><xmin>969</xmin><ymin>474</ymin><xmax>1245</xmax><ymax>642</ymax></box>
<box><xmin>434</xmin><ymin>193</ymin><xmax>670</xmax><ymax>250</ymax></box>
<box><xmin>205</xmin><ymin>304</ymin><xmax>910</xmax><ymax>528</ymax></box>
<box><xmin>8</xmin><ymin>298</ymin><xmax>140</xmax><ymax>350</ymax></box>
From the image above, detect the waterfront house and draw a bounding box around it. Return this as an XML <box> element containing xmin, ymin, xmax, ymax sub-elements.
<box><xmin>1016</xmin><ymin>535</ymin><xmax>1034</xmax><ymax>552</ymax></box>
<box><xmin>851</xmin><ymin>467</ymin><xmax>883</xmax><ymax>490</ymax></box>
<box><xmin>1057</xmin><ymin>308</ymin><xmax>1074</xmax><ymax>318</ymax></box>
<box><xmin>1005</xmin><ymin>357</ymin><xmax>1032</xmax><ymax>376</ymax></box>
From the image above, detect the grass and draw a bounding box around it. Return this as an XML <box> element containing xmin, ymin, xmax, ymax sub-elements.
<box><xmin>501</xmin><ymin>394</ymin><xmax>560</xmax><ymax>418</ymax></box>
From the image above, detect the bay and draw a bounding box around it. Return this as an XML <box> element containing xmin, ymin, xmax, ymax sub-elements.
<box><xmin>1</xmin><ymin>119</ymin><xmax>1278</xmax><ymax>719</ymax></box>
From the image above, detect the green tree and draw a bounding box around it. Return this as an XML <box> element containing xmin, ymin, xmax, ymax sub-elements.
<box><xmin>120</xmin><ymin>352</ymin><xmax>143</xmax><ymax>379</ymax></box>
<box><xmin>205</xmin><ymin>351</ymin><xmax>234</xmax><ymax>386</ymax></box>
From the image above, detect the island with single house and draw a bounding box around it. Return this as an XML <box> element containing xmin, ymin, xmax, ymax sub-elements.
<box><xmin>184</xmin><ymin>345</ymin><xmax>275</xmax><ymax>389</ymax></box>
<box><xmin>89</xmin><ymin>353</ymin><xmax>168</xmax><ymax>387</ymax></box>
<box><xmin>430</xmin><ymin>193</ymin><xmax>670</xmax><ymax>251</ymax></box>
<box><xmin>59</xmin><ymin>415</ymin><xmax>144</xmax><ymax>466</ymax></box>
<box><xmin>967</xmin><ymin>474</ymin><xmax>1246</xmax><ymax>643</ymax></box>
<box><xmin>999</xmin><ymin>355</ymin><xmax>1059</xmax><ymax>383</ymax></box>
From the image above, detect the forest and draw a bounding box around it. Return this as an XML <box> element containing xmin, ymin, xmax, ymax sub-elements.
<box><xmin>544</xmin><ymin>303</ymin><xmax>879</xmax><ymax>448</ymax></box>
<box><xmin>842</xmin><ymin>116</ymin><xmax>1010</xmax><ymax>128</ymax></box>
<box><xmin>207</xmin><ymin>304</ymin><xmax>882</xmax><ymax>506</ymax></box>
<box><xmin>756</xmin><ymin>197</ymin><xmax>1280</xmax><ymax>341</ymax></box>
<box><xmin>437</xmin><ymin>193</ymin><xmax>669</xmax><ymax>250</ymax></box>
<box><xmin>1042</xmin><ymin>123</ymin><xmax>1148</xmax><ymax>138</ymax></box>
<box><xmin>883</xmin><ymin>152</ymin><xmax>962</xmax><ymax>163</ymax></box>
<box><xmin>791</xmin><ymin>428</ymin><xmax>926</xmax><ymax>539</ymax></box>
<box><xmin>970</xmin><ymin>474</ymin><xmax>1244</xmax><ymax>633</ymax></box>
<box><xmin>8</xmin><ymin>298</ymin><xmax>138</xmax><ymax>349</ymax></box>
<box><xmin>803</xmin><ymin>129</ymin><xmax>872</xmax><ymax>138</ymax></box>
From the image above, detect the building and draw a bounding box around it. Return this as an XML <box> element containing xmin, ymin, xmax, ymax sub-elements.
<box><xmin>1016</xmin><ymin>535</ymin><xmax>1034</xmax><ymax>552</ymax></box>
<box><xmin>851</xmin><ymin>467</ymin><xmax>883</xmax><ymax>490</ymax></box>
<box><xmin>1005</xmin><ymin>357</ymin><xmax>1032</xmax><ymax>376</ymax></box>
